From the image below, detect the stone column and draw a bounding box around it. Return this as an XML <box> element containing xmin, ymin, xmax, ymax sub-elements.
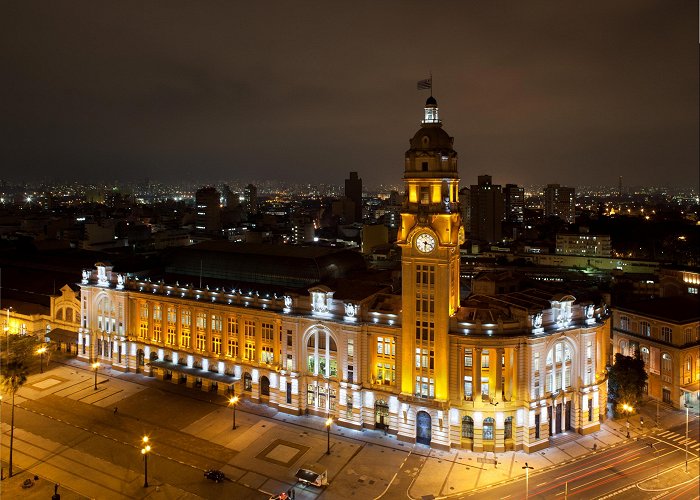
<box><xmin>274</xmin><ymin>319</ymin><xmax>282</xmax><ymax>366</ymax></box>
<box><xmin>495</xmin><ymin>347</ymin><xmax>504</xmax><ymax>401</ymax></box>
<box><xmin>147</xmin><ymin>301</ymin><xmax>154</xmax><ymax>341</ymax></box>
<box><xmin>473</xmin><ymin>348</ymin><xmax>482</xmax><ymax>401</ymax></box>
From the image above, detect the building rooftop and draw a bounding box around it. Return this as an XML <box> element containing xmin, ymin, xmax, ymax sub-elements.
<box><xmin>616</xmin><ymin>296</ymin><xmax>700</xmax><ymax>323</ymax></box>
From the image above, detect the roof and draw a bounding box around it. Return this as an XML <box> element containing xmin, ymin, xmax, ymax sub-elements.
<box><xmin>615</xmin><ymin>296</ymin><xmax>700</xmax><ymax>324</ymax></box>
<box><xmin>163</xmin><ymin>241</ymin><xmax>367</xmax><ymax>289</ymax></box>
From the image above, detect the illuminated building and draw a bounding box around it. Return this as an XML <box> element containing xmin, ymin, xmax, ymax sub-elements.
<box><xmin>612</xmin><ymin>296</ymin><xmax>700</xmax><ymax>409</ymax></box>
<box><xmin>544</xmin><ymin>184</ymin><xmax>575</xmax><ymax>223</ymax></box>
<box><xmin>77</xmin><ymin>98</ymin><xmax>610</xmax><ymax>452</ymax></box>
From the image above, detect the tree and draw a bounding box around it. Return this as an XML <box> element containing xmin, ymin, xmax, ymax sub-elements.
<box><xmin>1</xmin><ymin>359</ymin><xmax>29</xmax><ymax>478</ymax></box>
<box><xmin>607</xmin><ymin>352</ymin><xmax>648</xmax><ymax>416</ymax></box>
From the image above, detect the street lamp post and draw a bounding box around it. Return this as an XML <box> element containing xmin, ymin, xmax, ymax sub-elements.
<box><xmin>325</xmin><ymin>416</ymin><xmax>333</xmax><ymax>455</ymax></box>
<box><xmin>37</xmin><ymin>346</ymin><xmax>47</xmax><ymax>373</ymax></box>
<box><xmin>622</xmin><ymin>403</ymin><xmax>633</xmax><ymax>438</ymax></box>
<box><xmin>229</xmin><ymin>395</ymin><xmax>239</xmax><ymax>430</ymax></box>
<box><xmin>92</xmin><ymin>362</ymin><xmax>100</xmax><ymax>390</ymax></box>
<box><xmin>522</xmin><ymin>462</ymin><xmax>534</xmax><ymax>499</ymax></box>
<box><xmin>684</xmin><ymin>403</ymin><xmax>690</xmax><ymax>473</ymax></box>
<box><xmin>141</xmin><ymin>436</ymin><xmax>151</xmax><ymax>488</ymax></box>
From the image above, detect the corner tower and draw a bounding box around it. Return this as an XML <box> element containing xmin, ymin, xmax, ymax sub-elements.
<box><xmin>398</xmin><ymin>97</ymin><xmax>463</xmax><ymax>405</ymax></box>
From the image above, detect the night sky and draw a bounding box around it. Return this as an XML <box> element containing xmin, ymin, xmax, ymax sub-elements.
<box><xmin>2</xmin><ymin>1</ymin><xmax>697</xmax><ymax>188</ymax></box>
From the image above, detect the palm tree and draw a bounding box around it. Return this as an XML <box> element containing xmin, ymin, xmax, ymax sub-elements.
<box><xmin>1</xmin><ymin>360</ymin><xmax>29</xmax><ymax>478</ymax></box>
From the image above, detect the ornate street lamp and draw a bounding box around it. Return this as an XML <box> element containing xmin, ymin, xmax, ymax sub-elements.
<box><xmin>37</xmin><ymin>346</ymin><xmax>47</xmax><ymax>373</ymax></box>
<box><xmin>325</xmin><ymin>416</ymin><xmax>333</xmax><ymax>455</ymax></box>
<box><xmin>141</xmin><ymin>436</ymin><xmax>151</xmax><ymax>488</ymax></box>
<box><xmin>229</xmin><ymin>395</ymin><xmax>239</xmax><ymax>430</ymax></box>
<box><xmin>92</xmin><ymin>362</ymin><xmax>100</xmax><ymax>390</ymax></box>
<box><xmin>622</xmin><ymin>403</ymin><xmax>633</xmax><ymax>438</ymax></box>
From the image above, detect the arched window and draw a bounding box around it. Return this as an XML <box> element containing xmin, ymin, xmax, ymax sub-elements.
<box><xmin>684</xmin><ymin>355</ymin><xmax>693</xmax><ymax>384</ymax></box>
<box><xmin>306</xmin><ymin>329</ymin><xmax>338</xmax><ymax>378</ymax></box>
<box><xmin>97</xmin><ymin>295</ymin><xmax>117</xmax><ymax>334</ymax></box>
<box><xmin>56</xmin><ymin>309</ymin><xmax>64</xmax><ymax>321</ymax></box>
<box><xmin>504</xmin><ymin>416</ymin><xmax>513</xmax><ymax>440</ymax></box>
<box><xmin>546</xmin><ymin>340</ymin><xmax>573</xmax><ymax>394</ymax></box>
<box><xmin>661</xmin><ymin>353</ymin><xmax>672</xmax><ymax>383</ymax></box>
<box><xmin>641</xmin><ymin>347</ymin><xmax>650</xmax><ymax>367</ymax></box>
<box><xmin>483</xmin><ymin>417</ymin><xmax>494</xmax><ymax>440</ymax></box>
<box><xmin>66</xmin><ymin>308</ymin><xmax>74</xmax><ymax>323</ymax></box>
<box><xmin>619</xmin><ymin>339</ymin><xmax>628</xmax><ymax>356</ymax></box>
<box><xmin>462</xmin><ymin>416</ymin><xmax>474</xmax><ymax>439</ymax></box>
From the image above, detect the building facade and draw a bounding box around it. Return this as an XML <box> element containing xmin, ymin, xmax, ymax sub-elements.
<box><xmin>469</xmin><ymin>175</ymin><xmax>504</xmax><ymax>243</ymax></box>
<box><xmin>77</xmin><ymin>98</ymin><xmax>610</xmax><ymax>453</ymax></box>
<box><xmin>556</xmin><ymin>233</ymin><xmax>612</xmax><ymax>257</ymax></box>
<box><xmin>544</xmin><ymin>184</ymin><xmax>575</xmax><ymax>223</ymax></box>
<box><xmin>612</xmin><ymin>296</ymin><xmax>700</xmax><ymax>410</ymax></box>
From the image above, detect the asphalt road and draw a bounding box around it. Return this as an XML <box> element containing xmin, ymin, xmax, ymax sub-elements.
<box><xmin>457</xmin><ymin>425</ymin><xmax>699</xmax><ymax>500</ymax></box>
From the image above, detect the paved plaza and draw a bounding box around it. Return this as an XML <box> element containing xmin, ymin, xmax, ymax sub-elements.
<box><xmin>1</xmin><ymin>357</ymin><xmax>697</xmax><ymax>499</ymax></box>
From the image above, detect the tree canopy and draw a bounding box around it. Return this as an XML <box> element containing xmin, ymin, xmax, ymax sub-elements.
<box><xmin>607</xmin><ymin>352</ymin><xmax>648</xmax><ymax>415</ymax></box>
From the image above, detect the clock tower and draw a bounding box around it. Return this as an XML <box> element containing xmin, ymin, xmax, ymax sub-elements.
<box><xmin>398</xmin><ymin>96</ymin><xmax>463</xmax><ymax>403</ymax></box>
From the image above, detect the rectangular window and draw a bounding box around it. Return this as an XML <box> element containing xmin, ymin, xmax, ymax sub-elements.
<box><xmin>464</xmin><ymin>348</ymin><xmax>472</xmax><ymax>368</ymax></box>
<box><xmin>640</xmin><ymin>321</ymin><xmax>651</xmax><ymax>337</ymax></box>
<box><xmin>586</xmin><ymin>341</ymin><xmax>592</xmax><ymax>360</ymax></box>
<box><xmin>661</xmin><ymin>327</ymin><xmax>672</xmax><ymax>343</ymax></box>
<box><xmin>482</xmin><ymin>350</ymin><xmax>490</xmax><ymax>369</ymax></box>
<box><xmin>347</xmin><ymin>364</ymin><xmax>354</xmax><ymax>384</ymax></box>
<box><xmin>245</xmin><ymin>342</ymin><xmax>255</xmax><ymax>361</ymax></box>
<box><xmin>196</xmin><ymin>312</ymin><xmax>207</xmax><ymax>330</ymax></box>
<box><xmin>261</xmin><ymin>322</ymin><xmax>274</xmax><ymax>342</ymax></box>
<box><xmin>196</xmin><ymin>332</ymin><xmax>206</xmax><ymax>352</ymax></box>
<box><xmin>212</xmin><ymin>315</ymin><xmax>222</xmax><ymax>334</ymax></box>
<box><xmin>464</xmin><ymin>376</ymin><xmax>472</xmax><ymax>399</ymax></box>
<box><xmin>227</xmin><ymin>317</ymin><xmax>238</xmax><ymax>335</ymax></box>
<box><xmin>534</xmin><ymin>353</ymin><xmax>540</xmax><ymax>373</ymax></box>
<box><xmin>227</xmin><ymin>339</ymin><xmax>238</xmax><ymax>357</ymax></box>
<box><xmin>347</xmin><ymin>338</ymin><xmax>354</xmax><ymax>358</ymax></box>
<box><xmin>261</xmin><ymin>346</ymin><xmax>274</xmax><ymax>364</ymax></box>
<box><xmin>244</xmin><ymin>320</ymin><xmax>255</xmax><ymax>339</ymax></box>
<box><xmin>287</xmin><ymin>329</ymin><xmax>293</xmax><ymax>347</ymax></box>
<box><xmin>212</xmin><ymin>336</ymin><xmax>221</xmax><ymax>355</ymax></box>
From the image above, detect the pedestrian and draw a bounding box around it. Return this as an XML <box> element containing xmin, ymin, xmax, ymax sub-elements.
<box><xmin>114</xmin><ymin>406</ymin><xmax>118</xmax><ymax>415</ymax></box>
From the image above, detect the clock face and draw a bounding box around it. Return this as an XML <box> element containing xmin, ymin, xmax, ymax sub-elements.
<box><xmin>415</xmin><ymin>233</ymin><xmax>436</xmax><ymax>253</ymax></box>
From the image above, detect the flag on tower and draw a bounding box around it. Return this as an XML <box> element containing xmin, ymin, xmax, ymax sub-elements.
<box><xmin>417</xmin><ymin>78</ymin><xmax>432</xmax><ymax>90</ymax></box>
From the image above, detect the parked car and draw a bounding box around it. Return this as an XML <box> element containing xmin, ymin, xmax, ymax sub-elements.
<box><xmin>295</xmin><ymin>463</ymin><xmax>328</xmax><ymax>487</ymax></box>
<box><xmin>204</xmin><ymin>469</ymin><xmax>225</xmax><ymax>483</ymax></box>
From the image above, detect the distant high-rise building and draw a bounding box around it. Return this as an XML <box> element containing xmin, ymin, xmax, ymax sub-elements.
<box><xmin>243</xmin><ymin>184</ymin><xmax>258</xmax><ymax>215</ymax></box>
<box><xmin>469</xmin><ymin>175</ymin><xmax>504</xmax><ymax>243</ymax></box>
<box><xmin>543</xmin><ymin>184</ymin><xmax>575</xmax><ymax>223</ymax></box>
<box><xmin>195</xmin><ymin>186</ymin><xmax>222</xmax><ymax>237</ymax></box>
<box><xmin>504</xmin><ymin>184</ymin><xmax>524</xmax><ymax>223</ymax></box>
<box><xmin>344</xmin><ymin>171</ymin><xmax>362</xmax><ymax>223</ymax></box>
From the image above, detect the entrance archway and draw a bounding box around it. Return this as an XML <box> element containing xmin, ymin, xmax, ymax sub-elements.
<box><xmin>244</xmin><ymin>372</ymin><xmax>252</xmax><ymax>392</ymax></box>
<box><xmin>416</xmin><ymin>411</ymin><xmax>431</xmax><ymax>445</ymax></box>
<box><xmin>375</xmin><ymin>400</ymin><xmax>389</xmax><ymax>430</ymax></box>
<box><xmin>260</xmin><ymin>376</ymin><xmax>270</xmax><ymax>397</ymax></box>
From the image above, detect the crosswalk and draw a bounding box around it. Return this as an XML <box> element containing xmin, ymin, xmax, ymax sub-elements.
<box><xmin>657</xmin><ymin>429</ymin><xmax>700</xmax><ymax>452</ymax></box>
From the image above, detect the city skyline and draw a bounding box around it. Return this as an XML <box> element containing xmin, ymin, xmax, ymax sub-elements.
<box><xmin>2</xmin><ymin>1</ymin><xmax>698</xmax><ymax>188</ymax></box>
